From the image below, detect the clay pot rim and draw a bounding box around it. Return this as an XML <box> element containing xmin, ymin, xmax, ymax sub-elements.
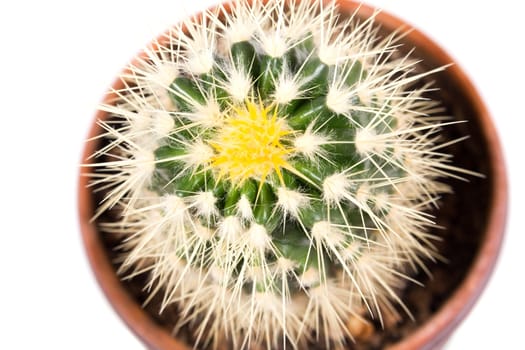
<box><xmin>78</xmin><ymin>1</ymin><xmax>508</xmax><ymax>349</ymax></box>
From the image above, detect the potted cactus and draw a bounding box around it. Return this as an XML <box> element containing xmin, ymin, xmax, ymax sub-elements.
<box><xmin>79</xmin><ymin>0</ymin><xmax>506</xmax><ymax>349</ymax></box>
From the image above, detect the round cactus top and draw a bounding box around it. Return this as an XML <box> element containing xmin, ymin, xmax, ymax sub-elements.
<box><xmin>88</xmin><ymin>1</ymin><xmax>476</xmax><ymax>348</ymax></box>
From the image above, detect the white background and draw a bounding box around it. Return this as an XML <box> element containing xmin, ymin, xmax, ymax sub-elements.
<box><xmin>0</xmin><ymin>0</ymin><xmax>522</xmax><ymax>348</ymax></box>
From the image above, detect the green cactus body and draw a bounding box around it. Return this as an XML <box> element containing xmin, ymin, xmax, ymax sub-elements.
<box><xmin>88</xmin><ymin>0</ymin><xmax>476</xmax><ymax>348</ymax></box>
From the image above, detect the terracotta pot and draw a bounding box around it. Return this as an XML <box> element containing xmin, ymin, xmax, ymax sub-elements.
<box><xmin>78</xmin><ymin>1</ymin><xmax>507</xmax><ymax>349</ymax></box>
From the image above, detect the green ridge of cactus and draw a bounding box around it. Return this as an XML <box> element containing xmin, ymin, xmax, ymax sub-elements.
<box><xmin>85</xmin><ymin>0</ymin><xmax>478</xmax><ymax>348</ymax></box>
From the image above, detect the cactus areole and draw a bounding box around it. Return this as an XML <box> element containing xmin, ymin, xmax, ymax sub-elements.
<box><xmin>83</xmin><ymin>0</ymin><xmax>488</xmax><ymax>349</ymax></box>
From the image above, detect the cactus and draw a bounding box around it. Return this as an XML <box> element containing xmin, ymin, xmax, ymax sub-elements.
<box><xmin>86</xmin><ymin>0</ymin><xmax>477</xmax><ymax>348</ymax></box>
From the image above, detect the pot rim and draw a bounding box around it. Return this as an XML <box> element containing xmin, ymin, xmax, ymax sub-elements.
<box><xmin>78</xmin><ymin>1</ymin><xmax>508</xmax><ymax>349</ymax></box>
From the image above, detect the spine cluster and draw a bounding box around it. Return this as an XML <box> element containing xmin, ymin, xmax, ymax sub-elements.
<box><xmin>87</xmin><ymin>0</ymin><xmax>474</xmax><ymax>348</ymax></box>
